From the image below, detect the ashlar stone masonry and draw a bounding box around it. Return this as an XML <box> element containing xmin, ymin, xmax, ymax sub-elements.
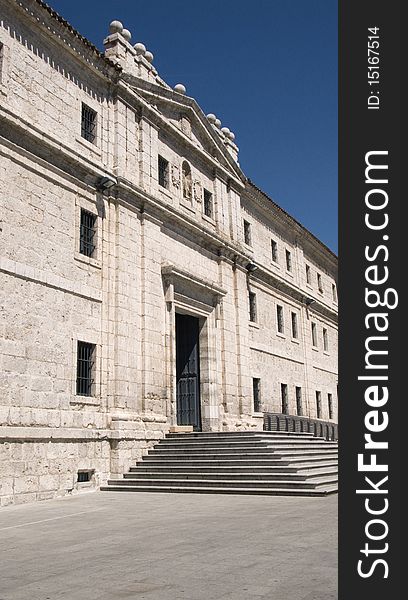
<box><xmin>0</xmin><ymin>0</ymin><xmax>338</xmax><ymax>505</ymax></box>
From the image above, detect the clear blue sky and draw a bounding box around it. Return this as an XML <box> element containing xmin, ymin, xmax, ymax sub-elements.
<box><xmin>50</xmin><ymin>0</ymin><xmax>338</xmax><ymax>252</ymax></box>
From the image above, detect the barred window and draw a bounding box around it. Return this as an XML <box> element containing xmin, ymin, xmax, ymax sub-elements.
<box><xmin>328</xmin><ymin>393</ymin><xmax>334</xmax><ymax>420</ymax></box>
<box><xmin>271</xmin><ymin>239</ymin><xmax>278</xmax><ymax>263</ymax></box>
<box><xmin>311</xmin><ymin>322</ymin><xmax>318</xmax><ymax>347</ymax></box>
<box><xmin>76</xmin><ymin>341</ymin><xmax>96</xmax><ymax>396</ymax></box>
<box><xmin>158</xmin><ymin>155</ymin><xmax>169</xmax><ymax>189</ymax></box>
<box><xmin>81</xmin><ymin>104</ymin><xmax>97</xmax><ymax>144</ymax></box>
<box><xmin>203</xmin><ymin>188</ymin><xmax>213</xmax><ymax>218</ymax></box>
<box><xmin>306</xmin><ymin>264</ymin><xmax>311</xmax><ymax>284</ymax></box>
<box><xmin>80</xmin><ymin>209</ymin><xmax>97</xmax><ymax>257</ymax></box>
<box><xmin>317</xmin><ymin>272</ymin><xmax>323</xmax><ymax>293</ymax></box>
<box><xmin>316</xmin><ymin>391</ymin><xmax>322</xmax><ymax>419</ymax></box>
<box><xmin>285</xmin><ymin>250</ymin><xmax>292</xmax><ymax>272</ymax></box>
<box><xmin>243</xmin><ymin>220</ymin><xmax>252</xmax><ymax>246</ymax></box>
<box><xmin>277</xmin><ymin>305</ymin><xmax>284</xmax><ymax>334</ymax></box>
<box><xmin>249</xmin><ymin>292</ymin><xmax>257</xmax><ymax>323</ymax></box>
<box><xmin>253</xmin><ymin>378</ymin><xmax>261</xmax><ymax>413</ymax></box>
<box><xmin>323</xmin><ymin>327</ymin><xmax>329</xmax><ymax>352</ymax></box>
<box><xmin>281</xmin><ymin>383</ymin><xmax>289</xmax><ymax>415</ymax></box>
<box><xmin>291</xmin><ymin>312</ymin><xmax>298</xmax><ymax>339</ymax></box>
<box><xmin>296</xmin><ymin>386</ymin><xmax>303</xmax><ymax>416</ymax></box>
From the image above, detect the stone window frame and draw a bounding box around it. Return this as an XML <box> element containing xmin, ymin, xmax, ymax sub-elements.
<box><xmin>243</xmin><ymin>220</ymin><xmax>252</xmax><ymax>247</ymax></box>
<box><xmin>316</xmin><ymin>390</ymin><xmax>322</xmax><ymax>419</ymax></box>
<box><xmin>317</xmin><ymin>272</ymin><xmax>324</xmax><ymax>294</ymax></box>
<box><xmin>202</xmin><ymin>188</ymin><xmax>214</xmax><ymax>221</ymax></box>
<box><xmin>276</xmin><ymin>304</ymin><xmax>285</xmax><ymax>337</ymax></box>
<box><xmin>285</xmin><ymin>249</ymin><xmax>292</xmax><ymax>273</ymax></box>
<box><xmin>332</xmin><ymin>283</ymin><xmax>338</xmax><ymax>303</ymax></box>
<box><xmin>291</xmin><ymin>311</ymin><xmax>299</xmax><ymax>341</ymax></box>
<box><xmin>311</xmin><ymin>321</ymin><xmax>318</xmax><ymax>349</ymax></box>
<box><xmin>323</xmin><ymin>327</ymin><xmax>329</xmax><ymax>353</ymax></box>
<box><xmin>271</xmin><ymin>239</ymin><xmax>279</xmax><ymax>264</ymax></box>
<box><xmin>74</xmin><ymin>196</ymin><xmax>102</xmax><ymax>269</ymax></box>
<box><xmin>328</xmin><ymin>393</ymin><xmax>334</xmax><ymax>420</ymax></box>
<box><xmin>281</xmin><ymin>383</ymin><xmax>289</xmax><ymax>415</ymax></box>
<box><xmin>76</xmin><ymin>97</ymin><xmax>102</xmax><ymax>156</ymax></box>
<box><xmin>248</xmin><ymin>291</ymin><xmax>257</xmax><ymax>323</ymax></box>
<box><xmin>295</xmin><ymin>386</ymin><xmax>303</xmax><ymax>416</ymax></box>
<box><xmin>252</xmin><ymin>377</ymin><xmax>262</xmax><ymax>414</ymax></box>
<box><xmin>71</xmin><ymin>334</ymin><xmax>101</xmax><ymax>406</ymax></box>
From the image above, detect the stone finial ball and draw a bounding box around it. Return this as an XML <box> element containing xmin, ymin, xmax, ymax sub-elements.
<box><xmin>206</xmin><ymin>113</ymin><xmax>216</xmax><ymax>124</ymax></box>
<box><xmin>134</xmin><ymin>42</ymin><xmax>146</xmax><ymax>55</ymax></box>
<box><xmin>121</xmin><ymin>29</ymin><xmax>132</xmax><ymax>42</ymax></box>
<box><xmin>145</xmin><ymin>51</ymin><xmax>154</xmax><ymax>63</ymax></box>
<box><xmin>174</xmin><ymin>84</ymin><xmax>186</xmax><ymax>95</ymax></box>
<box><xmin>221</xmin><ymin>127</ymin><xmax>230</xmax><ymax>136</ymax></box>
<box><xmin>109</xmin><ymin>20</ymin><xmax>123</xmax><ymax>34</ymax></box>
<box><xmin>214</xmin><ymin>118</ymin><xmax>222</xmax><ymax>128</ymax></box>
<box><xmin>228</xmin><ymin>131</ymin><xmax>236</xmax><ymax>141</ymax></box>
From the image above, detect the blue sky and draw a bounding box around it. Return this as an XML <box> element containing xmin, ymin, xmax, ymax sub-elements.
<box><xmin>50</xmin><ymin>0</ymin><xmax>338</xmax><ymax>252</ymax></box>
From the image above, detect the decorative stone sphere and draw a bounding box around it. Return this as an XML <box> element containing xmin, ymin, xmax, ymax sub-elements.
<box><xmin>214</xmin><ymin>118</ymin><xmax>222</xmax><ymax>128</ymax></box>
<box><xmin>174</xmin><ymin>84</ymin><xmax>186</xmax><ymax>95</ymax></box>
<box><xmin>145</xmin><ymin>51</ymin><xmax>154</xmax><ymax>63</ymax></box>
<box><xmin>134</xmin><ymin>42</ymin><xmax>146</xmax><ymax>55</ymax></box>
<box><xmin>121</xmin><ymin>29</ymin><xmax>132</xmax><ymax>42</ymax></box>
<box><xmin>221</xmin><ymin>127</ymin><xmax>231</xmax><ymax>136</ymax></box>
<box><xmin>206</xmin><ymin>113</ymin><xmax>216</xmax><ymax>124</ymax></box>
<box><xmin>228</xmin><ymin>131</ymin><xmax>236</xmax><ymax>141</ymax></box>
<box><xmin>109</xmin><ymin>20</ymin><xmax>123</xmax><ymax>34</ymax></box>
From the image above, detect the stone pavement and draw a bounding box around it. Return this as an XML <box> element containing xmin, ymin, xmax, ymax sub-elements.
<box><xmin>0</xmin><ymin>491</ymin><xmax>337</xmax><ymax>600</ymax></box>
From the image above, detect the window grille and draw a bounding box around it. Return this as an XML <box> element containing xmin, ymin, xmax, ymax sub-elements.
<box><xmin>253</xmin><ymin>378</ymin><xmax>261</xmax><ymax>412</ymax></box>
<box><xmin>81</xmin><ymin>104</ymin><xmax>97</xmax><ymax>144</ymax></box>
<box><xmin>158</xmin><ymin>155</ymin><xmax>169</xmax><ymax>188</ymax></box>
<box><xmin>249</xmin><ymin>292</ymin><xmax>257</xmax><ymax>322</ymax></box>
<box><xmin>80</xmin><ymin>209</ymin><xmax>97</xmax><ymax>257</ymax></box>
<box><xmin>277</xmin><ymin>305</ymin><xmax>284</xmax><ymax>334</ymax></box>
<box><xmin>76</xmin><ymin>341</ymin><xmax>95</xmax><ymax>396</ymax></box>
<box><xmin>244</xmin><ymin>220</ymin><xmax>252</xmax><ymax>246</ymax></box>
<box><xmin>271</xmin><ymin>240</ymin><xmax>278</xmax><ymax>262</ymax></box>
<box><xmin>281</xmin><ymin>384</ymin><xmax>289</xmax><ymax>414</ymax></box>
<box><xmin>285</xmin><ymin>250</ymin><xmax>292</xmax><ymax>272</ymax></box>
<box><xmin>291</xmin><ymin>312</ymin><xmax>298</xmax><ymax>339</ymax></box>
<box><xmin>203</xmin><ymin>189</ymin><xmax>213</xmax><ymax>218</ymax></box>
<box><xmin>316</xmin><ymin>391</ymin><xmax>322</xmax><ymax>418</ymax></box>
<box><xmin>328</xmin><ymin>393</ymin><xmax>333</xmax><ymax>420</ymax></box>
<box><xmin>296</xmin><ymin>387</ymin><xmax>303</xmax><ymax>416</ymax></box>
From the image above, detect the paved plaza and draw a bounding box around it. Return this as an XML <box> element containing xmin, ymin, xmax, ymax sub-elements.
<box><xmin>0</xmin><ymin>491</ymin><xmax>337</xmax><ymax>600</ymax></box>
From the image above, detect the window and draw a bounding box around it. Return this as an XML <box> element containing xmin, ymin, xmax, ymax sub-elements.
<box><xmin>243</xmin><ymin>220</ymin><xmax>252</xmax><ymax>246</ymax></box>
<box><xmin>332</xmin><ymin>283</ymin><xmax>338</xmax><ymax>302</ymax></box>
<box><xmin>253</xmin><ymin>378</ymin><xmax>261</xmax><ymax>413</ymax></box>
<box><xmin>249</xmin><ymin>292</ymin><xmax>257</xmax><ymax>323</ymax></box>
<box><xmin>203</xmin><ymin>188</ymin><xmax>213</xmax><ymax>218</ymax></box>
<box><xmin>316</xmin><ymin>391</ymin><xmax>322</xmax><ymax>419</ymax></box>
<box><xmin>306</xmin><ymin>264</ymin><xmax>311</xmax><ymax>285</ymax></box>
<box><xmin>328</xmin><ymin>393</ymin><xmax>334</xmax><ymax>420</ymax></box>
<box><xmin>79</xmin><ymin>209</ymin><xmax>97</xmax><ymax>258</ymax></box>
<box><xmin>281</xmin><ymin>384</ymin><xmax>289</xmax><ymax>414</ymax></box>
<box><xmin>323</xmin><ymin>328</ymin><xmax>329</xmax><ymax>352</ymax></box>
<box><xmin>158</xmin><ymin>155</ymin><xmax>169</xmax><ymax>189</ymax></box>
<box><xmin>317</xmin><ymin>273</ymin><xmax>323</xmax><ymax>293</ymax></box>
<box><xmin>81</xmin><ymin>103</ymin><xmax>97</xmax><ymax>144</ymax></box>
<box><xmin>182</xmin><ymin>161</ymin><xmax>192</xmax><ymax>199</ymax></box>
<box><xmin>311</xmin><ymin>322</ymin><xmax>317</xmax><ymax>347</ymax></box>
<box><xmin>295</xmin><ymin>387</ymin><xmax>303</xmax><ymax>416</ymax></box>
<box><xmin>271</xmin><ymin>240</ymin><xmax>278</xmax><ymax>263</ymax></box>
<box><xmin>76</xmin><ymin>341</ymin><xmax>96</xmax><ymax>396</ymax></box>
<box><xmin>291</xmin><ymin>312</ymin><xmax>298</xmax><ymax>339</ymax></box>
<box><xmin>285</xmin><ymin>250</ymin><xmax>292</xmax><ymax>272</ymax></box>
<box><xmin>277</xmin><ymin>305</ymin><xmax>284</xmax><ymax>334</ymax></box>
<box><xmin>0</xmin><ymin>43</ymin><xmax>4</xmax><ymax>83</ymax></box>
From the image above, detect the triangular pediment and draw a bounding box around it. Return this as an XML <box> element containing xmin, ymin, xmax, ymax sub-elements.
<box><xmin>121</xmin><ymin>74</ymin><xmax>244</xmax><ymax>183</ymax></box>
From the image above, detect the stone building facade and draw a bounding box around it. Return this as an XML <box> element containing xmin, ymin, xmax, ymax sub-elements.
<box><xmin>0</xmin><ymin>0</ymin><xmax>338</xmax><ymax>505</ymax></box>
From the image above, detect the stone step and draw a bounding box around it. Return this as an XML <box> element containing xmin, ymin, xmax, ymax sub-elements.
<box><xmin>165</xmin><ymin>434</ymin><xmax>323</xmax><ymax>442</ymax></box>
<box><xmin>158</xmin><ymin>438</ymin><xmax>336</xmax><ymax>448</ymax></box>
<box><xmin>140</xmin><ymin>454</ymin><xmax>337</xmax><ymax>469</ymax></box>
<box><xmin>167</xmin><ymin>431</ymin><xmax>317</xmax><ymax>439</ymax></box>
<box><xmin>101</xmin><ymin>483</ymin><xmax>338</xmax><ymax>496</ymax></box>
<box><xmin>149</xmin><ymin>444</ymin><xmax>337</xmax><ymax>455</ymax></box>
<box><xmin>123</xmin><ymin>468</ymin><xmax>338</xmax><ymax>481</ymax></box>
<box><xmin>130</xmin><ymin>461</ymin><xmax>338</xmax><ymax>474</ymax></box>
<box><xmin>106</xmin><ymin>475</ymin><xmax>338</xmax><ymax>490</ymax></box>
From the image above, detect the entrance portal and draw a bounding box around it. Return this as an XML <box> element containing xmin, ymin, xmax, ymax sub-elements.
<box><xmin>175</xmin><ymin>313</ymin><xmax>202</xmax><ymax>431</ymax></box>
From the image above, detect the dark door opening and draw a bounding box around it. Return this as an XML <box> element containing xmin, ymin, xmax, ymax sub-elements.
<box><xmin>176</xmin><ymin>313</ymin><xmax>202</xmax><ymax>431</ymax></box>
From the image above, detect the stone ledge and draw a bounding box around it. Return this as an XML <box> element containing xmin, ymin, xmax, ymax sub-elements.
<box><xmin>0</xmin><ymin>426</ymin><xmax>165</xmax><ymax>443</ymax></box>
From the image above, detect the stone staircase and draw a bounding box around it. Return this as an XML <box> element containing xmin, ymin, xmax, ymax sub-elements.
<box><xmin>101</xmin><ymin>431</ymin><xmax>338</xmax><ymax>496</ymax></box>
